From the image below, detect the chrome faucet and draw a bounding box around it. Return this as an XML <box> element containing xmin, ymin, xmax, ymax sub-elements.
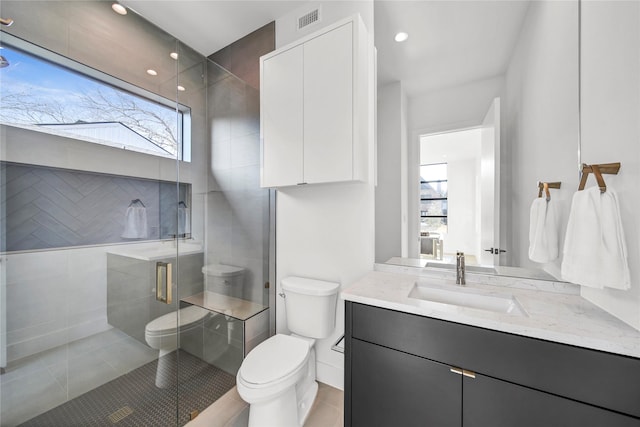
<box><xmin>456</xmin><ymin>252</ymin><xmax>466</xmax><ymax>285</ymax></box>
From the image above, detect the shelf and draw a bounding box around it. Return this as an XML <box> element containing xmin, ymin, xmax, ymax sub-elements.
<box><xmin>181</xmin><ymin>291</ymin><xmax>268</xmax><ymax>322</ymax></box>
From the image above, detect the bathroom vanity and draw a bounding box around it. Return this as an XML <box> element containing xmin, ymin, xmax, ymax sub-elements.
<box><xmin>342</xmin><ymin>269</ymin><xmax>640</xmax><ymax>427</ymax></box>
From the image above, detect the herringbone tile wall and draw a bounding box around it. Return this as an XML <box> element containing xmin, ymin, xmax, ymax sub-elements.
<box><xmin>1</xmin><ymin>162</ymin><xmax>189</xmax><ymax>251</ymax></box>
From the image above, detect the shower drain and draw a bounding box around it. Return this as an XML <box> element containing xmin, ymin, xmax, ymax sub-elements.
<box><xmin>108</xmin><ymin>406</ymin><xmax>134</xmax><ymax>424</ymax></box>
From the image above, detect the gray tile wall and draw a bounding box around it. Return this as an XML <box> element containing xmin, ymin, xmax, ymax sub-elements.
<box><xmin>1</xmin><ymin>162</ymin><xmax>190</xmax><ymax>251</ymax></box>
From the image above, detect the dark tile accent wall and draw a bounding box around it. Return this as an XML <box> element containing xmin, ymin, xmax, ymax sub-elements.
<box><xmin>1</xmin><ymin>162</ymin><xmax>190</xmax><ymax>252</ymax></box>
<box><xmin>208</xmin><ymin>21</ymin><xmax>276</xmax><ymax>91</ymax></box>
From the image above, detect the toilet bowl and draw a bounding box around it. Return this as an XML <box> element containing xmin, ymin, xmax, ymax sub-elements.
<box><xmin>236</xmin><ymin>277</ymin><xmax>340</xmax><ymax>427</ymax></box>
<box><xmin>237</xmin><ymin>334</ymin><xmax>316</xmax><ymax>427</ymax></box>
<box><xmin>145</xmin><ymin>304</ymin><xmax>209</xmax><ymax>388</ymax></box>
<box><xmin>145</xmin><ymin>263</ymin><xmax>245</xmax><ymax>388</ymax></box>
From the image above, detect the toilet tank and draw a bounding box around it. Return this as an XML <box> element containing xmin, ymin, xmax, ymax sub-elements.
<box><xmin>202</xmin><ymin>264</ymin><xmax>245</xmax><ymax>298</ymax></box>
<box><xmin>281</xmin><ymin>276</ymin><xmax>340</xmax><ymax>339</ymax></box>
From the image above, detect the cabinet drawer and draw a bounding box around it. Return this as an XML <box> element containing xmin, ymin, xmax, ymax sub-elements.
<box><xmin>349</xmin><ymin>302</ymin><xmax>640</xmax><ymax>418</ymax></box>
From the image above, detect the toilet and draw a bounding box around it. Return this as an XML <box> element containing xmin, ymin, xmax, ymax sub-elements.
<box><xmin>145</xmin><ymin>263</ymin><xmax>245</xmax><ymax>387</ymax></box>
<box><xmin>202</xmin><ymin>264</ymin><xmax>245</xmax><ymax>298</ymax></box>
<box><xmin>145</xmin><ymin>304</ymin><xmax>210</xmax><ymax>387</ymax></box>
<box><xmin>236</xmin><ymin>276</ymin><xmax>340</xmax><ymax>427</ymax></box>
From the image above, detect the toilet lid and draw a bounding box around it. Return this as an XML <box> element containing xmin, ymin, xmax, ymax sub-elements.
<box><xmin>146</xmin><ymin>305</ymin><xmax>209</xmax><ymax>334</ymax></box>
<box><xmin>240</xmin><ymin>334</ymin><xmax>309</xmax><ymax>385</ymax></box>
<box><xmin>202</xmin><ymin>264</ymin><xmax>244</xmax><ymax>277</ymax></box>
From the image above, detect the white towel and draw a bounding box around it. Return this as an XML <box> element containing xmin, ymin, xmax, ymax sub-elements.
<box><xmin>561</xmin><ymin>186</ymin><xmax>630</xmax><ymax>290</ymax></box>
<box><xmin>122</xmin><ymin>206</ymin><xmax>148</xmax><ymax>239</ymax></box>
<box><xmin>528</xmin><ymin>198</ymin><xmax>559</xmax><ymax>263</ymax></box>
<box><xmin>178</xmin><ymin>206</ymin><xmax>190</xmax><ymax>236</ymax></box>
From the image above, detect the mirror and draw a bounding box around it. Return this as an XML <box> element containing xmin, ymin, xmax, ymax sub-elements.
<box><xmin>374</xmin><ymin>0</ymin><xmax>580</xmax><ymax>281</ymax></box>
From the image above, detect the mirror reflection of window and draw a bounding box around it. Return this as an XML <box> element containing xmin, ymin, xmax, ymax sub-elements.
<box><xmin>420</xmin><ymin>163</ymin><xmax>447</xmax><ymax>260</ymax></box>
<box><xmin>420</xmin><ymin>163</ymin><xmax>448</xmax><ymax>235</ymax></box>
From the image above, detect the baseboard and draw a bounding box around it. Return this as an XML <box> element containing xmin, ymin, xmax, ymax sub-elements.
<box><xmin>316</xmin><ymin>360</ymin><xmax>344</xmax><ymax>390</ymax></box>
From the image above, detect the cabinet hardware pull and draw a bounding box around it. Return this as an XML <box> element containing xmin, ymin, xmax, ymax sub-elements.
<box><xmin>156</xmin><ymin>261</ymin><xmax>172</xmax><ymax>304</ymax></box>
<box><xmin>462</xmin><ymin>369</ymin><xmax>476</xmax><ymax>379</ymax></box>
<box><xmin>450</xmin><ymin>367</ymin><xmax>463</xmax><ymax>375</ymax></box>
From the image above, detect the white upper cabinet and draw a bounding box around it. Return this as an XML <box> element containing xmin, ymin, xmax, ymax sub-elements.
<box><xmin>260</xmin><ymin>15</ymin><xmax>371</xmax><ymax>188</ymax></box>
<box><xmin>261</xmin><ymin>44</ymin><xmax>304</xmax><ymax>187</ymax></box>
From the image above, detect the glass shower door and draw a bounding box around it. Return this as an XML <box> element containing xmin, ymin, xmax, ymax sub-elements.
<box><xmin>0</xmin><ymin>1</ymin><xmax>184</xmax><ymax>425</ymax></box>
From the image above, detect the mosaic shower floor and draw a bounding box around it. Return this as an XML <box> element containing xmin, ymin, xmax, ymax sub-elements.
<box><xmin>20</xmin><ymin>349</ymin><xmax>235</xmax><ymax>427</ymax></box>
<box><xmin>0</xmin><ymin>329</ymin><xmax>235</xmax><ymax>427</ymax></box>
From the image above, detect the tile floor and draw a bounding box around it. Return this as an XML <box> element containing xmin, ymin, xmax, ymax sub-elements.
<box><xmin>0</xmin><ymin>328</ymin><xmax>157</xmax><ymax>426</ymax></box>
<box><xmin>187</xmin><ymin>382</ymin><xmax>344</xmax><ymax>427</ymax></box>
<box><xmin>1</xmin><ymin>329</ymin><xmax>344</xmax><ymax>427</ymax></box>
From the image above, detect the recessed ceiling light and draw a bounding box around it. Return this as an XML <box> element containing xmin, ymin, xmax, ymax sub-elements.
<box><xmin>112</xmin><ymin>3</ymin><xmax>127</xmax><ymax>15</ymax></box>
<box><xmin>170</xmin><ymin>52</ymin><xmax>179</xmax><ymax>60</ymax></box>
<box><xmin>395</xmin><ymin>32</ymin><xmax>409</xmax><ymax>43</ymax></box>
<box><xmin>146</xmin><ymin>69</ymin><xmax>158</xmax><ymax>76</ymax></box>
<box><xmin>177</xmin><ymin>85</ymin><xmax>186</xmax><ymax>92</ymax></box>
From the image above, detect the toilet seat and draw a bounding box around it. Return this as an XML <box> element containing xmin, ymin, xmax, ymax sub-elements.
<box><xmin>238</xmin><ymin>334</ymin><xmax>309</xmax><ymax>391</ymax></box>
<box><xmin>145</xmin><ymin>305</ymin><xmax>209</xmax><ymax>338</ymax></box>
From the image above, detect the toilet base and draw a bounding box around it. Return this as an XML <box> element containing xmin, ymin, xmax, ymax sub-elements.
<box><xmin>247</xmin><ymin>386</ymin><xmax>299</xmax><ymax>427</ymax></box>
<box><xmin>155</xmin><ymin>349</ymin><xmax>176</xmax><ymax>388</ymax></box>
<box><xmin>297</xmin><ymin>380</ymin><xmax>318</xmax><ymax>426</ymax></box>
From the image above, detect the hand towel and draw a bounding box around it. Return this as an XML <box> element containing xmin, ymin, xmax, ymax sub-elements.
<box><xmin>122</xmin><ymin>206</ymin><xmax>148</xmax><ymax>239</ymax></box>
<box><xmin>178</xmin><ymin>206</ymin><xmax>190</xmax><ymax>236</ymax></box>
<box><xmin>528</xmin><ymin>197</ymin><xmax>559</xmax><ymax>263</ymax></box>
<box><xmin>561</xmin><ymin>186</ymin><xmax>630</xmax><ymax>290</ymax></box>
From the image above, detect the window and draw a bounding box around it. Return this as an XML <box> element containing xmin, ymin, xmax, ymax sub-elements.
<box><xmin>0</xmin><ymin>35</ymin><xmax>190</xmax><ymax>160</ymax></box>
<box><xmin>420</xmin><ymin>163</ymin><xmax>448</xmax><ymax>234</ymax></box>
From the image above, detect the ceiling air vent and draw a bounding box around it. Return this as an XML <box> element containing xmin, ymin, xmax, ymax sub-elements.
<box><xmin>298</xmin><ymin>8</ymin><xmax>320</xmax><ymax>30</ymax></box>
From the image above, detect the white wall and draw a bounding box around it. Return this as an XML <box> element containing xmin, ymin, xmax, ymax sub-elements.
<box><xmin>444</xmin><ymin>158</ymin><xmax>478</xmax><ymax>258</ymax></box>
<box><xmin>274</xmin><ymin>1</ymin><xmax>374</xmax><ymax>389</ymax></box>
<box><xmin>275</xmin><ymin>1</ymin><xmax>373</xmax><ymax>48</ymax></box>
<box><xmin>409</xmin><ymin>76</ymin><xmax>505</xmax><ymax>137</ymax></box>
<box><xmin>579</xmin><ymin>1</ymin><xmax>640</xmax><ymax>330</ymax></box>
<box><xmin>503</xmin><ymin>1</ymin><xmax>579</xmax><ymax>277</ymax></box>
<box><xmin>376</xmin><ymin>82</ymin><xmax>405</xmax><ymax>263</ymax></box>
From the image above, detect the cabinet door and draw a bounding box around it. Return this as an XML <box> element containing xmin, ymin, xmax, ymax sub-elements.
<box><xmin>350</xmin><ymin>338</ymin><xmax>461</xmax><ymax>427</ymax></box>
<box><xmin>303</xmin><ymin>22</ymin><xmax>353</xmax><ymax>184</ymax></box>
<box><xmin>463</xmin><ymin>374</ymin><xmax>640</xmax><ymax>427</ymax></box>
<box><xmin>261</xmin><ymin>45</ymin><xmax>304</xmax><ymax>187</ymax></box>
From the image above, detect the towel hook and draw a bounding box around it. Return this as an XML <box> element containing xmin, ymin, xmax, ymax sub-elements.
<box><xmin>128</xmin><ymin>198</ymin><xmax>146</xmax><ymax>207</ymax></box>
<box><xmin>537</xmin><ymin>181</ymin><xmax>561</xmax><ymax>201</ymax></box>
<box><xmin>578</xmin><ymin>162</ymin><xmax>620</xmax><ymax>193</ymax></box>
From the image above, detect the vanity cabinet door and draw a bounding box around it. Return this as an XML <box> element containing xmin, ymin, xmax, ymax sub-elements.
<box><xmin>463</xmin><ymin>374</ymin><xmax>640</xmax><ymax>427</ymax></box>
<box><xmin>350</xmin><ymin>338</ymin><xmax>461</xmax><ymax>427</ymax></box>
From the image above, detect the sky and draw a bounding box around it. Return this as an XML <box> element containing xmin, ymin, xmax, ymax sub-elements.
<box><xmin>0</xmin><ymin>44</ymin><xmax>179</xmax><ymax>156</ymax></box>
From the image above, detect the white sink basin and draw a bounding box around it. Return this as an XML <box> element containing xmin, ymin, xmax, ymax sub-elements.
<box><xmin>408</xmin><ymin>282</ymin><xmax>527</xmax><ymax>317</ymax></box>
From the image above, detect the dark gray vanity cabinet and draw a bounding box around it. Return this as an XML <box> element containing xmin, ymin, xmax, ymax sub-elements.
<box><xmin>351</xmin><ymin>338</ymin><xmax>461</xmax><ymax>427</ymax></box>
<box><xmin>345</xmin><ymin>302</ymin><xmax>640</xmax><ymax>427</ymax></box>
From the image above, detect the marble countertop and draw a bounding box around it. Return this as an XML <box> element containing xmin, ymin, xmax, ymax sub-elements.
<box><xmin>341</xmin><ymin>265</ymin><xmax>640</xmax><ymax>359</ymax></box>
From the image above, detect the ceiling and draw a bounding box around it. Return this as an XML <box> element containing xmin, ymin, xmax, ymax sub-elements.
<box><xmin>122</xmin><ymin>0</ymin><xmax>531</xmax><ymax>99</ymax></box>
<box><xmin>120</xmin><ymin>1</ymin><xmax>306</xmax><ymax>56</ymax></box>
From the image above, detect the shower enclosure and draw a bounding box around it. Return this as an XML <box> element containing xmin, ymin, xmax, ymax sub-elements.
<box><xmin>0</xmin><ymin>2</ymin><xmax>271</xmax><ymax>426</ymax></box>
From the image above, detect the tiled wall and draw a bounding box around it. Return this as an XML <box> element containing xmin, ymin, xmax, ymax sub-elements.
<box><xmin>206</xmin><ymin>24</ymin><xmax>274</xmax><ymax>308</ymax></box>
<box><xmin>208</xmin><ymin>21</ymin><xmax>275</xmax><ymax>91</ymax></box>
<box><xmin>207</xmin><ymin>62</ymin><xmax>270</xmax><ymax>306</ymax></box>
<box><xmin>1</xmin><ymin>162</ymin><xmax>190</xmax><ymax>252</ymax></box>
